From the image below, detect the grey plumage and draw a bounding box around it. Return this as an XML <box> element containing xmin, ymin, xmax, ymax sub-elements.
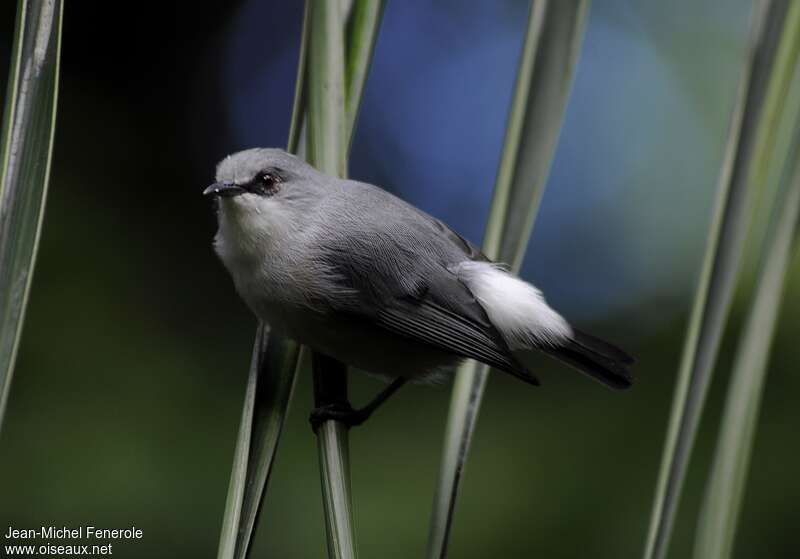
<box><xmin>207</xmin><ymin>148</ymin><xmax>633</xmax><ymax>388</ymax></box>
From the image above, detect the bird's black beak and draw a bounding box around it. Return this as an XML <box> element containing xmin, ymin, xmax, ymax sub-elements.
<box><xmin>203</xmin><ymin>182</ymin><xmax>246</xmax><ymax>198</ymax></box>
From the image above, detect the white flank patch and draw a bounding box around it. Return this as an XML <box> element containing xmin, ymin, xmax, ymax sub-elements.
<box><xmin>456</xmin><ymin>261</ymin><xmax>572</xmax><ymax>348</ymax></box>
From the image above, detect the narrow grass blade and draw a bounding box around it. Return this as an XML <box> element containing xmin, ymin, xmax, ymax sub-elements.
<box><xmin>694</xmin><ymin>13</ymin><xmax>800</xmax><ymax>558</ymax></box>
<box><xmin>344</xmin><ymin>0</ymin><xmax>385</xmax><ymax>150</ymax></box>
<box><xmin>216</xmin><ymin>0</ymin><xmax>382</xmax><ymax>554</ymax></box>
<box><xmin>312</xmin><ymin>353</ymin><xmax>357</xmax><ymax>559</ymax></box>
<box><xmin>428</xmin><ymin>359</ymin><xmax>489</xmax><ymax>559</ymax></box>
<box><xmin>216</xmin><ymin>327</ymin><xmax>264</xmax><ymax>559</ymax></box>
<box><xmin>216</xmin><ymin>326</ymin><xmax>302</xmax><ymax>559</ymax></box>
<box><xmin>216</xmin><ymin>6</ymin><xmax>310</xmax><ymax>558</ymax></box>
<box><xmin>307</xmin><ymin>0</ymin><xmax>347</xmax><ymax>178</ymax></box>
<box><xmin>305</xmin><ymin>0</ymin><xmax>375</xmax><ymax>556</ymax></box>
<box><xmin>317</xmin><ymin>421</ymin><xmax>357</xmax><ymax>557</ymax></box>
<box><xmin>694</xmin><ymin>117</ymin><xmax>800</xmax><ymax>559</ymax></box>
<box><xmin>287</xmin><ymin>2</ymin><xmax>311</xmax><ymax>156</ymax></box>
<box><xmin>0</xmin><ymin>0</ymin><xmax>63</xmax><ymax>430</ymax></box>
<box><xmin>427</xmin><ymin>2</ymin><xmax>590</xmax><ymax>557</ymax></box>
<box><xmin>642</xmin><ymin>3</ymin><xmax>791</xmax><ymax>559</ymax></box>
<box><xmin>487</xmin><ymin>0</ymin><xmax>591</xmax><ymax>271</ymax></box>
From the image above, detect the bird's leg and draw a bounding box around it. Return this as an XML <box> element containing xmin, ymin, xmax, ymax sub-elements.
<box><xmin>310</xmin><ymin>376</ymin><xmax>408</xmax><ymax>432</ymax></box>
<box><xmin>352</xmin><ymin>376</ymin><xmax>408</xmax><ymax>422</ymax></box>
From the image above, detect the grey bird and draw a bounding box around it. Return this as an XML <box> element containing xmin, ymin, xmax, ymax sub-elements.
<box><xmin>204</xmin><ymin>148</ymin><xmax>633</xmax><ymax>427</ymax></box>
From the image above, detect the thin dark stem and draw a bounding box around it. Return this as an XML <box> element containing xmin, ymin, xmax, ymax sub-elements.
<box><xmin>358</xmin><ymin>377</ymin><xmax>407</xmax><ymax>419</ymax></box>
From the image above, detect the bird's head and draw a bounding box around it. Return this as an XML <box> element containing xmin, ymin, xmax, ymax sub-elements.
<box><xmin>204</xmin><ymin>147</ymin><xmax>320</xmax><ymax>203</ymax></box>
<box><xmin>204</xmin><ymin>147</ymin><xmax>329</xmax><ymax>240</ymax></box>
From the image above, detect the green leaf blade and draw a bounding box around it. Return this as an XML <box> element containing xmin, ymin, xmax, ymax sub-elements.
<box><xmin>695</xmin><ymin>124</ymin><xmax>800</xmax><ymax>559</ymax></box>
<box><xmin>427</xmin><ymin>3</ymin><xmax>590</xmax><ymax>558</ymax></box>
<box><xmin>216</xmin><ymin>0</ymin><xmax>384</xmax><ymax>555</ymax></box>
<box><xmin>317</xmin><ymin>421</ymin><xmax>357</xmax><ymax>559</ymax></box>
<box><xmin>642</xmin><ymin>2</ymin><xmax>794</xmax><ymax>558</ymax></box>
<box><xmin>693</xmin><ymin>7</ymin><xmax>800</xmax><ymax>557</ymax></box>
<box><xmin>344</xmin><ymin>0</ymin><xmax>385</xmax><ymax>151</ymax></box>
<box><xmin>0</xmin><ymin>0</ymin><xmax>64</xmax><ymax>430</ymax></box>
<box><xmin>307</xmin><ymin>0</ymin><xmax>347</xmax><ymax>178</ymax></box>
<box><xmin>487</xmin><ymin>0</ymin><xmax>591</xmax><ymax>268</ymax></box>
<box><xmin>216</xmin><ymin>327</ymin><xmax>302</xmax><ymax>559</ymax></box>
<box><xmin>305</xmin><ymin>2</ymin><xmax>358</xmax><ymax>557</ymax></box>
<box><xmin>216</xmin><ymin>6</ymin><xmax>312</xmax><ymax>558</ymax></box>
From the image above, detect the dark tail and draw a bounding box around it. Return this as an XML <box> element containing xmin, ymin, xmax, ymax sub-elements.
<box><xmin>539</xmin><ymin>329</ymin><xmax>634</xmax><ymax>390</ymax></box>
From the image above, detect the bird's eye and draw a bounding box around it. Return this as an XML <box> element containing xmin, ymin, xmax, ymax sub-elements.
<box><xmin>252</xmin><ymin>172</ymin><xmax>282</xmax><ymax>196</ymax></box>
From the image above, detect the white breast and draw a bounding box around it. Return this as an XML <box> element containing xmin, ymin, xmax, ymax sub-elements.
<box><xmin>214</xmin><ymin>195</ymin><xmax>312</xmax><ymax>321</ymax></box>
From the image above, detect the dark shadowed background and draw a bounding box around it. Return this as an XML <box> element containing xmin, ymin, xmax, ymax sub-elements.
<box><xmin>1</xmin><ymin>1</ymin><xmax>798</xmax><ymax>558</ymax></box>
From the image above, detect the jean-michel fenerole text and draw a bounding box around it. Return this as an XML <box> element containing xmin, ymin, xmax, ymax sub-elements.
<box><xmin>4</xmin><ymin>525</ymin><xmax>143</xmax><ymax>540</ymax></box>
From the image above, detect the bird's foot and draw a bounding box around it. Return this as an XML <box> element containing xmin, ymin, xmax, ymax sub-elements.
<box><xmin>309</xmin><ymin>403</ymin><xmax>370</xmax><ymax>433</ymax></box>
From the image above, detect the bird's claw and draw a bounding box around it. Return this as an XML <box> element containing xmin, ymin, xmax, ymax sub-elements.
<box><xmin>309</xmin><ymin>403</ymin><xmax>369</xmax><ymax>433</ymax></box>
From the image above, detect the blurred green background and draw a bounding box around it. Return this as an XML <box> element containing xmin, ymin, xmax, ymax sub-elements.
<box><xmin>1</xmin><ymin>1</ymin><xmax>798</xmax><ymax>557</ymax></box>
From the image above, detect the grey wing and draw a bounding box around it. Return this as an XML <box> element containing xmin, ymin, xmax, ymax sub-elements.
<box><xmin>426</xmin><ymin>215</ymin><xmax>490</xmax><ymax>262</ymax></box>
<box><xmin>376</xmin><ymin>293</ymin><xmax>536</xmax><ymax>383</ymax></box>
<box><xmin>316</xmin><ymin>225</ymin><xmax>536</xmax><ymax>383</ymax></box>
